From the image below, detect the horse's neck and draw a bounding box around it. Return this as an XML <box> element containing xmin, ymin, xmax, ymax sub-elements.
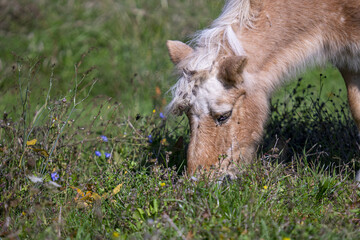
<box><xmin>236</xmin><ymin>0</ymin><xmax>358</xmax><ymax>96</ymax></box>
<box><xmin>239</xmin><ymin>31</ymin><xmax>326</xmax><ymax>96</ymax></box>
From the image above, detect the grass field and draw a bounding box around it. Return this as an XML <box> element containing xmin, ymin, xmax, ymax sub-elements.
<box><xmin>1</xmin><ymin>0</ymin><xmax>360</xmax><ymax>239</ymax></box>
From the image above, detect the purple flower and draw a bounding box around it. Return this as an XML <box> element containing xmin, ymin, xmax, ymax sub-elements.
<box><xmin>101</xmin><ymin>135</ymin><xmax>108</xmax><ymax>142</ymax></box>
<box><xmin>105</xmin><ymin>152</ymin><xmax>111</xmax><ymax>158</ymax></box>
<box><xmin>95</xmin><ymin>151</ymin><xmax>102</xmax><ymax>157</ymax></box>
<box><xmin>51</xmin><ymin>172</ymin><xmax>59</xmax><ymax>181</ymax></box>
<box><xmin>159</xmin><ymin>112</ymin><xmax>165</xmax><ymax>119</ymax></box>
<box><xmin>148</xmin><ymin>135</ymin><xmax>153</xmax><ymax>143</ymax></box>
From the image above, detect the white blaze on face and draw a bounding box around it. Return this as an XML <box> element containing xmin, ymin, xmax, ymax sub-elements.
<box><xmin>191</xmin><ymin>74</ymin><xmax>233</xmax><ymax>118</ymax></box>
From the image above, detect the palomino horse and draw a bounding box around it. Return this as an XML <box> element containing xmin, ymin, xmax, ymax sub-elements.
<box><xmin>166</xmin><ymin>0</ymin><xmax>360</xmax><ymax>177</ymax></box>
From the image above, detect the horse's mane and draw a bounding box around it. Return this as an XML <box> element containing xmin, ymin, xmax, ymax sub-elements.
<box><xmin>186</xmin><ymin>0</ymin><xmax>254</xmax><ymax>70</ymax></box>
<box><xmin>167</xmin><ymin>0</ymin><xmax>255</xmax><ymax>115</ymax></box>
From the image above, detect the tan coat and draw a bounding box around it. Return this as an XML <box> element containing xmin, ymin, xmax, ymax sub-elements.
<box><xmin>167</xmin><ymin>0</ymin><xmax>360</xmax><ymax>176</ymax></box>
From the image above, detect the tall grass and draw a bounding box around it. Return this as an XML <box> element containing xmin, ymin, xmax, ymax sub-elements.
<box><xmin>0</xmin><ymin>0</ymin><xmax>346</xmax><ymax>114</ymax></box>
<box><xmin>1</xmin><ymin>0</ymin><xmax>360</xmax><ymax>239</ymax></box>
<box><xmin>264</xmin><ymin>77</ymin><xmax>360</xmax><ymax>172</ymax></box>
<box><xmin>0</xmin><ymin>0</ymin><xmax>224</xmax><ymax>114</ymax></box>
<box><xmin>1</xmin><ymin>54</ymin><xmax>360</xmax><ymax>239</ymax></box>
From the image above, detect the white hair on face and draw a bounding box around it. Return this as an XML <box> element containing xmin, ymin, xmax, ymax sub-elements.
<box><xmin>166</xmin><ymin>74</ymin><xmax>194</xmax><ymax>115</ymax></box>
<box><xmin>166</xmin><ymin>0</ymin><xmax>252</xmax><ymax>115</ymax></box>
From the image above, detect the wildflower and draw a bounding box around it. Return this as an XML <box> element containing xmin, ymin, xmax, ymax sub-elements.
<box><xmin>282</xmin><ymin>237</ymin><xmax>291</xmax><ymax>240</ymax></box>
<box><xmin>160</xmin><ymin>182</ymin><xmax>165</xmax><ymax>187</ymax></box>
<box><xmin>161</xmin><ymin>138</ymin><xmax>167</xmax><ymax>145</ymax></box>
<box><xmin>95</xmin><ymin>151</ymin><xmax>102</xmax><ymax>157</ymax></box>
<box><xmin>159</xmin><ymin>112</ymin><xmax>165</xmax><ymax>119</ymax></box>
<box><xmin>190</xmin><ymin>176</ymin><xmax>198</xmax><ymax>182</ymax></box>
<box><xmin>152</xmin><ymin>109</ymin><xmax>156</xmax><ymax>113</ymax></box>
<box><xmin>105</xmin><ymin>152</ymin><xmax>111</xmax><ymax>158</ymax></box>
<box><xmin>263</xmin><ymin>185</ymin><xmax>268</xmax><ymax>190</ymax></box>
<box><xmin>148</xmin><ymin>135</ymin><xmax>153</xmax><ymax>143</ymax></box>
<box><xmin>26</xmin><ymin>139</ymin><xmax>37</xmax><ymax>146</ymax></box>
<box><xmin>51</xmin><ymin>172</ymin><xmax>59</xmax><ymax>181</ymax></box>
<box><xmin>101</xmin><ymin>135</ymin><xmax>108</xmax><ymax>142</ymax></box>
<box><xmin>113</xmin><ymin>232</ymin><xmax>120</xmax><ymax>238</ymax></box>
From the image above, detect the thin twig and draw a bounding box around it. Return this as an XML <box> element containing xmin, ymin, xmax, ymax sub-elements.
<box><xmin>57</xmin><ymin>206</ymin><xmax>62</xmax><ymax>238</ymax></box>
<box><xmin>127</xmin><ymin>120</ymin><xmax>143</xmax><ymax>138</ymax></box>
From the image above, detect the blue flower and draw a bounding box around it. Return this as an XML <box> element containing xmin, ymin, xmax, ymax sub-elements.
<box><xmin>101</xmin><ymin>135</ymin><xmax>108</xmax><ymax>142</ymax></box>
<box><xmin>148</xmin><ymin>135</ymin><xmax>153</xmax><ymax>143</ymax></box>
<box><xmin>159</xmin><ymin>112</ymin><xmax>165</xmax><ymax>119</ymax></box>
<box><xmin>51</xmin><ymin>172</ymin><xmax>59</xmax><ymax>181</ymax></box>
<box><xmin>95</xmin><ymin>151</ymin><xmax>102</xmax><ymax>157</ymax></box>
<box><xmin>105</xmin><ymin>152</ymin><xmax>111</xmax><ymax>158</ymax></box>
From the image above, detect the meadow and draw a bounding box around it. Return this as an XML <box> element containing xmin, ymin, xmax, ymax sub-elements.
<box><xmin>1</xmin><ymin>0</ymin><xmax>360</xmax><ymax>239</ymax></box>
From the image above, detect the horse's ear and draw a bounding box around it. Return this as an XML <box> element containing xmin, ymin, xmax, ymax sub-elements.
<box><xmin>218</xmin><ymin>56</ymin><xmax>247</xmax><ymax>86</ymax></box>
<box><xmin>167</xmin><ymin>40</ymin><xmax>193</xmax><ymax>65</ymax></box>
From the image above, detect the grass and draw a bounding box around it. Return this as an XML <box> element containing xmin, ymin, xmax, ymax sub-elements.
<box><xmin>1</xmin><ymin>0</ymin><xmax>360</xmax><ymax>239</ymax></box>
<box><xmin>0</xmin><ymin>0</ymin><xmax>223</xmax><ymax>114</ymax></box>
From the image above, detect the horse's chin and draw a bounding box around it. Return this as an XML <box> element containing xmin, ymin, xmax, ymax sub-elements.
<box><xmin>205</xmin><ymin>145</ymin><xmax>254</xmax><ymax>179</ymax></box>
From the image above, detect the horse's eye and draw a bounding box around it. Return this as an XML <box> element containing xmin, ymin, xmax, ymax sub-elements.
<box><xmin>216</xmin><ymin>111</ymin><xmax>232</xmax><ymax>125</ymax></box>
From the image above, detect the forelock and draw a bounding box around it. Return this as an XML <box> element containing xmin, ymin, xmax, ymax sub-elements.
<box><xmin>166</xmin><ymin>66</ymin><xmax>211</xmax><ymax>115</ymax></box>
<box><xmin>166</xmin><ymin>0</ymin><xmax>254</xmax><ymax>115</ymax></box>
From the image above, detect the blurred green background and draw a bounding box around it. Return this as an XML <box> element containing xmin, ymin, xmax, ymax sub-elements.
<box><xmin>0</xmin><ymin>0</ymin><xmax>347</xmax><ymax>117</ymax></box>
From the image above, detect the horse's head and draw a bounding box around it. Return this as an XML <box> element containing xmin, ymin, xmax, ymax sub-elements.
<box><xmin>167</xmin><ymin>40</ymin><xmax>266</xmax><ymax>176</ymax></box>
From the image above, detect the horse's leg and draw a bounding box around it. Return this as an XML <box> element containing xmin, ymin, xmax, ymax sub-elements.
<box><xmin>339</xmin><ymin>70</ymin><xmax>360</xmax><ymax>129</ymax></box>
<box><xmin>339</xmin><ymin>69</ymin><xmax>360</xmax><ymax>182</ymax></box>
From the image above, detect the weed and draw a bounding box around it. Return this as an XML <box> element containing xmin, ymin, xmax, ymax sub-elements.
<box><xmin>1</xmin><ymin>56</ymin><xmax>360</xmax><ymax>239</ymax></box>
<box><xmin>1</xmin><ymin>1</ymin><xmax>360</xmax><ymax>239</ymax></box>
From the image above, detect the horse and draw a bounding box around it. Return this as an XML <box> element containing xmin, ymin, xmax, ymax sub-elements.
<box><xmin>166</xmin><ymin>0</ymin><xmax>360</xmax><ymax>178</ymax></box>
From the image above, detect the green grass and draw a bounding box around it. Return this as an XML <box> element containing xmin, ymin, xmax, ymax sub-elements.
<box><xmin>1</xmin><ymin>0</ymin><xmax>360</xmax><ymax>239</ymax></box>
<box><xmin>0</xmin><ymin>0</ymin><xmax>347</xmax><ymax>114</ymax></box>
<box><xmin>0</xmin><ymin>0</ymin><xmax>224</xmax><ymax>114</ymax></box>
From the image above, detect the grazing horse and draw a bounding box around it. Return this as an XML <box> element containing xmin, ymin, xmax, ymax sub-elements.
<box><xmin>166</xmin><ymin>0</ymin><xmax>360</xmax><ymax>177</ymax></box>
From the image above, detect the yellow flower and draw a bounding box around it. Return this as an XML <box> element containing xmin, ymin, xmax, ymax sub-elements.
<box><xmin>160</xmin><ymin>182</ymin><xmax>165</xmax><ymax>187</ymax></box>
<box><xmin>26</xmin><ymin>139</ymin><xmax>37</xmax><ymax>146</ymax></box>
<box><xmin>113</xmin><ymin>232</ymin><xmax>120</xmax><ymax>238</ymax></box>
<box><xmin>112</xmin><ymin>183</ymin><xmax>123</xmax><ymax>195</ymax></box>
<box><xmin>263</xmin><ymin>185</ymin><xmax>268</xmax><ymax>190</ymax></box>
<box><xmin>153</xmin><ymin>109</ymin><xmax>156</xmax><ymax>113</ymax></box>
<box><xmin>282</xmin><ymin>237</ymin><xmax>291</xmax><ymax>240</ymax></box>
<box><xmin>161</xmin><ymin>138</ymin><xmax>167</xmax><ymax>145</ymax></box>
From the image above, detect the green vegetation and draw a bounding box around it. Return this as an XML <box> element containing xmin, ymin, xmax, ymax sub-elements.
<box><xmin>1</xmin><ymin>0</ymin><xmax>359</xmax><ymax>239</ymax></box>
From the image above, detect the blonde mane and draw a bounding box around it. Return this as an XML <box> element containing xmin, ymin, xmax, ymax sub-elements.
<box><xmin>167</xmin><ymin>0</ymin><xmax>254</xmax><ymax>115</ymax></box>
